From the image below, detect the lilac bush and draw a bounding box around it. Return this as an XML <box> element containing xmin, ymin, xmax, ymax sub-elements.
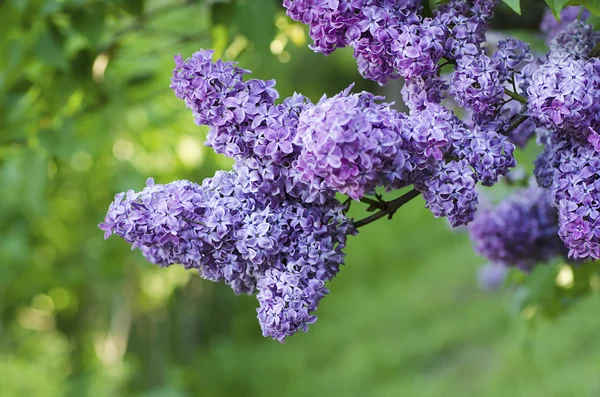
<box><xmin>101</xmin><ymin>1</ymin><xmax>600</xmax><ymax>340</ymax></box>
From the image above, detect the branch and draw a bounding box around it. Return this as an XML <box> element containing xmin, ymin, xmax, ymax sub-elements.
<box><xmin>354</xmin><ymin>189</ymin><xmax>420</xmax><ymax>228</ymax></box>
<box><xmin>359</xmin><ymin>195</ymin><xmax>387</xmax><ymax>211</ymax></box>
<box><xmin>503</xmin><ymin>113</ymin><xmax>529</xmax><ymax>135</ymax></box>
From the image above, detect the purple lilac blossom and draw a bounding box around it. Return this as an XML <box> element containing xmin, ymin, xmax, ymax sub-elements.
<box><xmin>541</xmin><ymin>136</ymin><xmax>600</xmax><ymax>260</ymax></box>
<box><xmin>450</xmin><ymin>53</ymin><xmax>505</xmax><ymax>116</ymax></box>
<box><xmin>449</xmin><ymin>117</ymin><xmax>517</xmax><ymax>186</ymax></box>
<box><xmin>295</xmin><ymin>87</ymin><xmax>410</xmax><ymax>200</ymax></box>
<box><xmin>468</xmin><ymin>186</ymin><xmax>562</xmax><ymax>270</ymax></box>
<box><xmin>434</xmin><ymin>0</ymin><xmax>496</xmax><ymax>61</ymax></box>
<box><xmin>99</xmin><ymin>175</ymin><xmax>258</xmax><ymax>294</ymax></box>
<box><xmin>415</xmin><ymin>159</ymin><xmax>479</xmax><ymax>227</ymax></box>
<box><xmin>284</xmin><ymin>0</ymin><xmax>422</xmax><ymax>84</ymax></box>
<box><xmin>548</xmin><ymin>21</ymin><xmax>600</xmax><ymax>60</ymax></box>
<box><xmin>100</xmin><ymin>171</ymin><xmax>354</xmax><ymax>341</ymax></box>
<box><xmin>453</xmin><ymin>126</ymin><xmax>516</xmax><ymax>186</ymax></box>
<box><xmin>170</xmin><ymin>50</ymin><xmax>279</xmax><ymax>158</ymax></box>
<box><xmin>401</xmin><ymin>75</ymin><xmax>448</xmax><ymax>112</ymax></box>
<box><xmin>527</xmin><ymin>55</ymin><xmax>600</xmax><ymax>136</ymax></box>
<box><xmin>401</xmin><ymin>102</ymin><xmax>453</xmax><ymax>171</ymax></box>
<box><xmin>391</xmin><ymin>18</ymin><xmax>446</xmax><ymax>79</ymax></box>
<box><xmin>492</xmin><ymin>38</ymin><xmax>533</xmax><ymax>78</ymax></box>
<box><xmin>256</xmin><ymin>267</ymin><xmax>327</xmax><ymax>342</ymax></box>
<box><xmin>540</xmin><ymin>6</ymin><xmax>590</xmax><ymax>43</ymax></box>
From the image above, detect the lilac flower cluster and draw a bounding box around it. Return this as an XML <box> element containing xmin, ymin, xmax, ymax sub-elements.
<box><xmin>468</xmin><ymin>186</ymin><xmax>563</xmax><ymax>270</ymax></box>
<box><xmin>450</xmin><ymin>53</ymin><xmax>505</xmax><ymax>116</ymax></box>
<box><xmin>534</xmin><ymin>135</ymin><xmax>600</xmax><ymax>261</ymax></box>
<box><xmin>523</xmin><ymin>16</ymin><xmax>600</xmax><ymax>261</ymax></box>
<box><xmin>549</xmin><ymin>21</ymin><xmax>600</xmax><ymax>59</ymax></box>
<box><xmin>101</xmin><ymin>170</ymin><xmax>353</xmax><ymax>341</ymax></box>
<box><xmin>170</xmin><ymin>50</ymin><xmax>279</xmax><ymax>158</ymax></box>
<box><xmin>399</xmin><ymin>102</ymin><xmax>516</xmax><ymax>226</ymax></box>
<box><xmin>435</xmin><ymin>0</ymin><xmax>495</xmax><ymax>61</ymax></box>
<box><xmin>284</xmin><ymin>0</ymin><xmax>497</xmax><ymax>84</ymax></box>
<box><xmin>295</xmin><ymin>88</ymin><xmax>410</xmax><ymax>199</ymax></box>
<box><xmin>450</xmin><ymin>125</ymin><xmax>516</xmax><ymax>186</ymax></box>
<box><xmin>391</xmin><ymin>18</ymin><xmax>446</xmax><ymax>80</ymax></box>
<box><xmin>284</xmin><ymin>0</ymin><xmax>422</xmax><ymax>84</ymax></box>
<box><xmin>540</xmin><ymin>6</ymin><xmax>590</xmax><ymax>43</ymax></box>
<box><xmin>416</xmin><ymin>159</ymin><xmax>478</xmax><ymax>227</ymax></box>
<box><xmin>528</xmin><ymin>33</ymin><xmax>600</xmax><ymax>137</ymax></box>
<box><xmin>401</xmin><ymin>75</ymin><xmax>448</xmax><ymax>113</ymax></box>
<box><xmin>103</xmin><ymin>50</ymin><xmax>364</xmax><ymax>342</ymax></box>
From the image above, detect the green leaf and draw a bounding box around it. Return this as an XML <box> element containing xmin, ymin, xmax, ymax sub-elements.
<box><xmin>503</xmin><ymin>0</ymin><xmax>522</xmax><ymax>14</ymax></box>
<box><xmin>234</xmin><ymin>0</ymin><xmax>276</xmax><ymax>55</ymax></box>
<box><xmin>119</xmin><ymin>0</ymin><xmax>145</xmax><ymax>16</ymax></box>
<box><xmin>38</xmin><ymin>120</ymin><xmax>76</xmax><ymax>160</ymax></box>
<box><xmin>70</xmin><ymin>5</ymin><xmax>106</xmax><ymax>46</ymax></box>
<box><xmin>35</xmin><ymin>24</ymin><xmax>68</xmax><ymax>70</ymax></box>
<box><xmin>545</xmin><ymin>0</ymin><xmax>571</xmax><ymax>19</ymax></box>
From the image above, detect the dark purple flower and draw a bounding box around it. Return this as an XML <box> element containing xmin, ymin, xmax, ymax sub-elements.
<box><xmin>468</xmin><ymin>185</ymin><xmax>562</xmax><ymax>270</ymax></box>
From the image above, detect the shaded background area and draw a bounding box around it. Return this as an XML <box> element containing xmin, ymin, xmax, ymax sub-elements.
<box><xmin>1</xmin><ymin>0</ymin><xmax>600</xmax><ymax>395</ymax></box>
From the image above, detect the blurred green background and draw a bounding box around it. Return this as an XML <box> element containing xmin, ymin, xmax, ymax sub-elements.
<box><xmin>1</xmin><ymin>0</ymin><xmax>600</xmax><ymax>396</ymax></box>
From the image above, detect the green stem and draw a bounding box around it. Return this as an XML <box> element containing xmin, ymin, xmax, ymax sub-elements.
<box><xmin>354</xmin><ymin>189</ymin><xmax>420</xmax><ymax>228</ymax></box>
<box><xmin>504</xmin><ymin>88</ymin><xmax>527</xmax><ymax>104</ymax></box>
